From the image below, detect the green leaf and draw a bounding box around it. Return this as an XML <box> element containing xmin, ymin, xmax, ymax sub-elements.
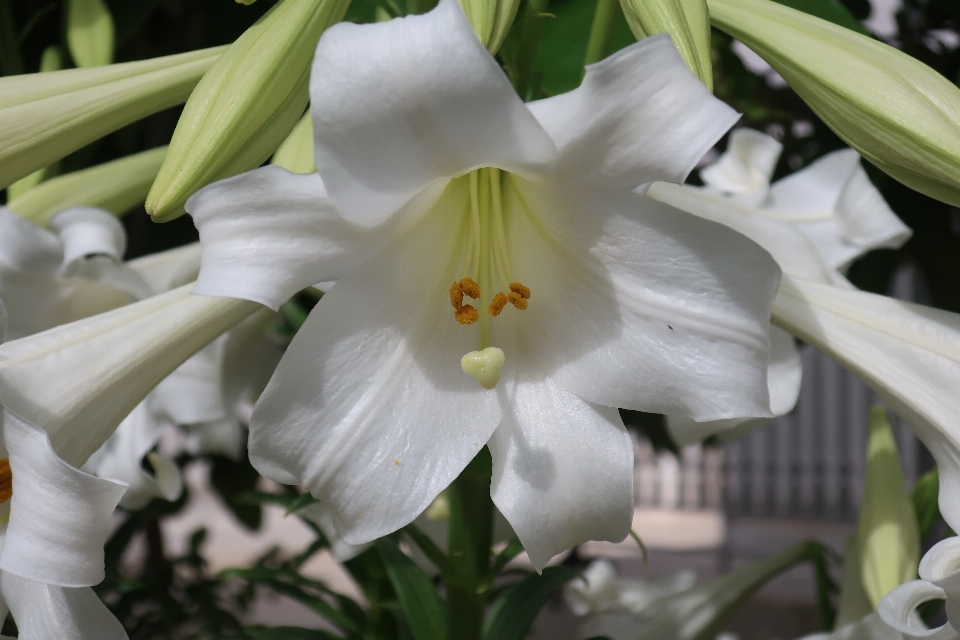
<box><xmin>285</xmin><ymin>491</ymin><xmax>321</xmax><ymax>515</ymax></box>
<box><xmin>210</xmin><ymin>455</ymin><xmax>263</xmax><ymax>530</ymax></box>
<box><xmin>482</xmin><ymin>565</ymin><xmax>580</xmax><ymax>640</ymax></box>
<box><xmin>772</xmin><ymin>0</ymin><xmax>871</xmax><ymax>36</ymax></box>
<box><xmin>245</xmin><ymin>625</ymin><xmax>344</xmax><ymax>640</ymax></box>
<box><xmin>913</xmin><ymin>467</ymin><xmax>941</xmax><ymax>539</ymax></box>
<box><xmin>66</xmin><ymin>0</ymin><xmax>116</xmax><ymax>68</ymax></box>
<box><xmin>376</xmin><ymin>538</ymin><xmax>445</xmax><ymax>640</ymax></box>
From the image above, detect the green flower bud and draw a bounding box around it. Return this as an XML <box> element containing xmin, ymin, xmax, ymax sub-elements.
<box><xmin>271</xmin><ymin>111</ymin><xmax>316</xmax><ymax>174</ymax></box>
<box><xmin>6</xmin><ymin>46</ymin><xmax>65</xmax><ymax>201</ymax></box>
<box><xmin>7</xmin><ymin>147</ymin><xmax>167</xmax><ymax>227</ymax></box>
<box><xmin>834</xmin><ymin>536</ymin><xmax>873</xmax><ymax>627</ymax></box>
<box><xmin>857</xmin><ymin>405</ymin><xmax>920</xmax><ymax>608</ymax></box>
<box><xmin>146</xmin><ymin>0</ymin><xmax>349</xmax><ymax>223</ymax></box>
<box><xmin>619</xmin><ymin>0</ymin><xmax>712</xmax><ymax>90</ymax></box>
<box><xmin>709</xmin><ymin>0</ymin><xmax>960</xmax><ymax>207</ymax></box>
<box><xmin>66</xmin><ymin>0</ymin><xmax>115</xmax><ymax>68</ymax></box>
<box><xmin>0</xmin><ymin>46</ymin><xmax>224</xmax><ymax>191</ymax></box>
<box><xmin>458</xmin><ymin>0</ymin><xmax>521</xmax><ymax>54</ymax></box>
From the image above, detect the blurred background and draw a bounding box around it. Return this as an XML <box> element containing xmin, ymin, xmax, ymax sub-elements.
<box><xmin>1</xmin><ymin>0</ymin><xmax>958</xmax><ymax>637</ymax></box>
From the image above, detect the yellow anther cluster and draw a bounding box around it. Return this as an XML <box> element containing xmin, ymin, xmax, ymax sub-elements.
<box><xmin>451</xmin><ymin>279</ymin><xmax>531</xmax><ymax>323</ymax></box>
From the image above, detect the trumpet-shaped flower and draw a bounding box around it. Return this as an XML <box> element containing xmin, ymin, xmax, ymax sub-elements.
<box><xmin>0</xmin><ymin>308</ymin><xmax>127</xmax><ymax>639</ymax></box>
<box><xmin>649</xmin><ymin>129</ymin><xmax>910</xmax><ymax>444</ymax></box>
<box><xmin>0</xmin><ymin>284</ymin><xmax>258</xmax><ymax>468</ymax></box>
<box><xmin>186</xmin><ymin>0</ymin><xmax>781</xmax><ymax>568</ymax></box>
<box><xmin>877</xmin><ymin>538</ymin><xmax>960</xmax><ymax>640</ymax></box>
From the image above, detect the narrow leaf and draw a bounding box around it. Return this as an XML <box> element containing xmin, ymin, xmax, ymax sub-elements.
<box><xmin>376</xmin><ymin>538</ymin><xmax>445</xmax><ymax>640</ymax></box>
<box><xmin>482</xmin><ymin>565</ymin><xmax>580</xmax><ymax>640</ymax></box>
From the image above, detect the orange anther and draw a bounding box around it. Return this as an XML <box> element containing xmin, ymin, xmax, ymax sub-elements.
<box><xmin>460</xmin><ymin>278</ymin><xmax>480</xmax><ymax>299</ymax></box>
<box><xmin>508</xmin><ymin>282</ymin><xmax>530</xmax><ymax>310</ymax></box>
<box><xmin>456</xmin><ymin>306</ymin><xmax>480</xmax><ymax>324</ymax></box>
<box><xmin>450</xmin><ymin>278</ymin><xmax>481</xmax><ymax>325</ymax></box>
<box><xmin>0</xmin><ymin>459</ymin><xmax>10</xmax><ymax>505</ymax></box>
<box><xmin>488</xmin><ymin>292</ymin><xmax>508</xmax><ymax>317</ymax></box>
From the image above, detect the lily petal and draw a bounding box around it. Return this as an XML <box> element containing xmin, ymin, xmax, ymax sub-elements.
<box><xmin>771</xmin><ymin>275</ymin><xmax>960</xmax><ymax>531</ymax></box>
<box><xmin>877</xmin><ymin>580</ymin><xmax>959</xmax><ymax>640</ymax></box>
<box><xmin>0</xmin><ymin>412</ymin><xmax>126</xmax><ymax>588</ymax></box>
<box><xmin>647</xmin><ymin>180</ymin><xmax>836</xmax><ymax>283</ymax></box>
<box><xmin>48</xmin><ymin>207</ymin><xmax>126</xmax><ymax>267</ymax></box>
<box><xmin>188</xmin><ymin>165</ymin><xmax>398</xmax><ymax>310</ymax></box>
<box><xmin>488</xmin><ymin>358</ymin><xmax>633</xmax><ymax>571</ymax></box>
<box><xmin>0</xmin><ymin>573</ymin><xmax>126</xmax><ymax>640</ymax></box>
<box><xmin>249</xmin><ymin>185</ymin><xmax>510</xmax><ymax>543</ymax></box>
<box><xmin>311</xmin><ymin>0</ymin><xmax>555</xmax><ymax>226</ymax></box>
<box><xmin>526</xmin><ymin>33</ymin><xmax>738</xmax><ymax>191</ymax></box>
<box><xmin>666</xmin><ymin>325</ymin><xmax>802</xmax><ymax>445</ymax></box>
<box><xmin>90</xmin><ymin>402</ymin><xmax>183</xmax><ymax>510</ymax></box>
<box><xmin>512</xmin><ymin>180</ymin><xmax>779</xmax><ymax>420</ymax></box>
<box><xmin>700</xmin><ymin>128</ymin><xmax>782</xmax><ymax>200</ymax></box>
<box><xmin>126</xmin><ymin>242</ymin><xmax>201</xmax><ymax>295</ymax></box>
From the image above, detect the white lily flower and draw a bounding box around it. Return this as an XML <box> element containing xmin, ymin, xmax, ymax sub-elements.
<box><xmin>576</xmin><ymin>542</ymin><xmax>820</xmax><ymax>639</ymax></box>
<box><xmin>186</xmin><ymin>0</ymin><xmax>781</xmax><ymax>568</ymax></box>
<box><xmin>563</xmin><ymin>559</ymin><xmax>695</xmax><ymax>617</ymax></box>
<box><xmin>875</xmin><ymin>538</ymin><xmax>960</xmax><ymax>640</ymax></box>
<box><xmin>0</xmin><ymin>309</ymin><xmax>126</xmax><ymax>638</ymax></box>
<box><xmin>0</xmin><ymin>285</ymin><xmax>259</xmax><ymax>468</ymax></box>
<box><xmin>649</xmin><ymin>129</ymin><xmax>911</xmax><ymax>445</ymax></box>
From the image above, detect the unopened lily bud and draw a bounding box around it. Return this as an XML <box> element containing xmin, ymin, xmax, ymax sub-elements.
<box><xmin>709</xmin><ymin>0</ymin><xmax>960</xmax><ymax>207</ymax></box>
<box><xmin>271</xmin><ymin>111</ymin><xmax>316</xmax><ymax>174</ymax></box>
<box><xmin>458</xmin><ymin>0</ymin><xmax>521</xmax><ymax>54</ymax></box>
<box><xmin>857</xmin><ymin>405</ymin><xmax>920</xmax><ymax>607</ymax></box>
<box><xmin>0</xmin><ymin>46</ymin><xmax>224</xmax><ymax>191</ymax></box>
<box><xmin>146</xmin><ymin>0</ymin><xmax>349</xmax><ymax>222</ymax></box>
<box><xmin>8</xmin><ymin>147</ymin><xmax>167</xmax><ymax>227</ymax></box>
<box><xmin>620</xmin><ymin>0</ymin><xmax>712</xmax><ymax>90</ymax></box>
<box><xmin>66</xmin><ymin>0</ymin><xmax>115</xmax><ymax>68</ymax></box>
<box><xmin>6</xmin><ymin>46</ymin><xmax>65</xmax><ymax>201</ymax></box>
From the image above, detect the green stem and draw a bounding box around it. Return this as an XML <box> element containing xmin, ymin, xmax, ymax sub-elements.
<box><xmin>445</xmin><ymin>448</ymin><xmax>494</xmax><ymax>640</ymax></box>
<box><xmin>583</xmin><ymin>0</ymin><xmax>620</xmax><ymax>69</ymax></box>
<box><xmin>511</xmin><ymin>0</ymin><xmax>550</xmax><ymax>100</ymax></box>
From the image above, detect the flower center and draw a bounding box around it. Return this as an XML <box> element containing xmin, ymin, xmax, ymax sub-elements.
<box><xmin>0</xmin><ymin>458</ymin><xmax>10</xmax><ymax>505</ymax></box>
<box><xmin>447</xmin><ymin>168</ymin><xmax>530</xmax><ymax>389</ymax></box>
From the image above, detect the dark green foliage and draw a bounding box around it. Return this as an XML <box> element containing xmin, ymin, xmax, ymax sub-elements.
<box><xmin>481</xmin><ymin>566</ymin><xmax>581</xmax><ymax>640</ymax></box>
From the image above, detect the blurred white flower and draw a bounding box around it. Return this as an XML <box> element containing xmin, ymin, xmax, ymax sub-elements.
<box><xmin>186</xmin><ymin>0</ymin><xmax>781</xmax><ymax>568</ymax></box>
<box><xmin>0</xmin><ymin>206</ymin><xmax>151</xmax><ymax>340</ymax></box>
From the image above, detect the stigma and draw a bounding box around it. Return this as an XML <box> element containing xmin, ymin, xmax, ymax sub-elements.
<box><xmin>461</xmin><ymin>347</ymin><xmax>505</xmax><ymax>389</ymax></box>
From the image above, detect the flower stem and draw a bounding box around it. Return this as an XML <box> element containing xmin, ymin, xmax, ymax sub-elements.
<box><xmin>584</xmin><ymin>0</ymin><xmax>621</xmax><ymax>68</ymax></box>
<box><xmin>445</xmin><ymin>448</ymin><xmax>494</xmax><ymax>640</ymax></box>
